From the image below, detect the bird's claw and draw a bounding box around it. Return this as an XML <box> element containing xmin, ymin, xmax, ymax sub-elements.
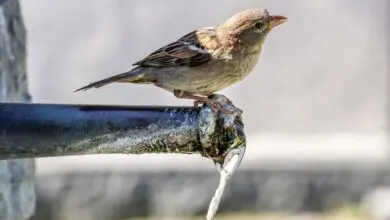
<box><xmin>193</xmin><ymin>99</ymin><xmax>234</xmax><ymax>114</ymax></box>
<box><xmin>194</xmin><ymin>99</ymin><xmax>222</xmax><ymax>112</ymax></box>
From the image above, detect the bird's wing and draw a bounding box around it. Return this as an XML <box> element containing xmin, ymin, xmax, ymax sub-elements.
<box><xmin>133</xmin><ymin>27</ymin><xmax>218</xmax><ymax>67</ymax></box>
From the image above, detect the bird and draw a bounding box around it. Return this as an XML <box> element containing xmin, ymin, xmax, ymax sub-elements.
<box><xmin>75</xmin><ymin>9</ymin><xmax>287</xmax><ymax>109</ymax></box>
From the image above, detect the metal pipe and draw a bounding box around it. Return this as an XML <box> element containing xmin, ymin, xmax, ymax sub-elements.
<box><xmin>0</xmin><ymin>95</ymin><xmax>246</xmax><ymax>164</ymax></box>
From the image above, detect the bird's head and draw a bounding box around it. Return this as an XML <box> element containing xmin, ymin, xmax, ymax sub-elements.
<box><xmin>218</xmin><ymin>9</ymin><xmax>287</xmax><ymax>52</ymax></box>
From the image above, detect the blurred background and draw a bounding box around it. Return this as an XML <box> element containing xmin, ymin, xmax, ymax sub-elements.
<box><xmin>12</xmin><ymin>0</ymin><xmax>390</xmax><ymax>219</ymax></box>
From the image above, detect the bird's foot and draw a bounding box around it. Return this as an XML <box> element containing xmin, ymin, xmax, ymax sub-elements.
<box><xmin>193</xmin><ymin>99</ymin><xmax>222</xmax><ymax>111</ymax></box>
<box><xmin>174</xmin><ymin>90</ymin><xmax>224</xmax><ymax>112</ymax></box>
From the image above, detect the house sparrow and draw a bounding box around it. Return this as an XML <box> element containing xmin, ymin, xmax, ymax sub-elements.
<box><xmin>75</xmin><ymin>9</ymin><xmax>287</xmax><ymax>109</ymax></box>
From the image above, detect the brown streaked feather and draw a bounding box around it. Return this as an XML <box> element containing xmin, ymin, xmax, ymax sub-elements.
<box><xmin>133</xmin><ymin>28</ymin><xmax>220</xmax><ymax>67</ymax></box>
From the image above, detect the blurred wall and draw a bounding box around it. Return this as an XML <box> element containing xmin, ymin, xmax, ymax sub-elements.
<box><xmin>0</xmin><ymin>1</ymin><xmax>35</xmax><ymax>219</ymax></box>
<box><xmin>16</xmin><ymin>1</ymin><xmax>389</xmax><ymax>219</ymax></box>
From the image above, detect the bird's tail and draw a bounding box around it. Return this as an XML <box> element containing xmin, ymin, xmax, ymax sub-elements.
<box><xmin>74</xmin><ymin>67</ymin><xmax>147</xmax><ymax>92</ymax></box>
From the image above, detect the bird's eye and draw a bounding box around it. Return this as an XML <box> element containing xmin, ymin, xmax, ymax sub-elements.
<box><xmin>254</xmin><ymin>22</ymin><xmax>265</xmax><ymax>30</ymax></box>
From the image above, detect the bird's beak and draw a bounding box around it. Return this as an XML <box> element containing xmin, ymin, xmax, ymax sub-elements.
<box><xmin>270</xmin><ymin>15</ymin><xmax>287</xmax><ymax>29</ymax></box>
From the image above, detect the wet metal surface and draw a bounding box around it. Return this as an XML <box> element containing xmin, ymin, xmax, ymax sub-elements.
<box><xmin>0</xmin><ymin>104</ymin><xmax>200</xmax><ymax>158</ymax></box>
<box><xmin>0</xmin><ymin>95</ymin><xmax>246</xmax><ymax>165</ymax></box>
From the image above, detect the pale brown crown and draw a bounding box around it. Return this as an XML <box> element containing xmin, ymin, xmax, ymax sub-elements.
<box><xmin>218</xmin><ymin>9</ymin><xmax>270</xmax><ymax>35</ymax></box>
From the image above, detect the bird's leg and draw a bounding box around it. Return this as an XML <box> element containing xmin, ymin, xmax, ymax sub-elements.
<box><xmin>173</xmin><ymin>90</ymin><xmax>220</xmax><ymax>111</ymax></box>
<box><xmin>193</xmin><ymin>93</ymin><xmax>216</xmax><ymax>107</ymax></box>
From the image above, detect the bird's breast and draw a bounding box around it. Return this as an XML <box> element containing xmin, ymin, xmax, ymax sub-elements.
<box><xmin>226</xmin><ymin>48</ymin><xmax>262</xmax><ymax>78</ymax></box>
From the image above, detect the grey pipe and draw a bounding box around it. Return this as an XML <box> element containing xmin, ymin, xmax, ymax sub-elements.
<box><xmin>0</xmin><ymin>95</ymin><xmax>245</xmax><ymax>165</ymax></box>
